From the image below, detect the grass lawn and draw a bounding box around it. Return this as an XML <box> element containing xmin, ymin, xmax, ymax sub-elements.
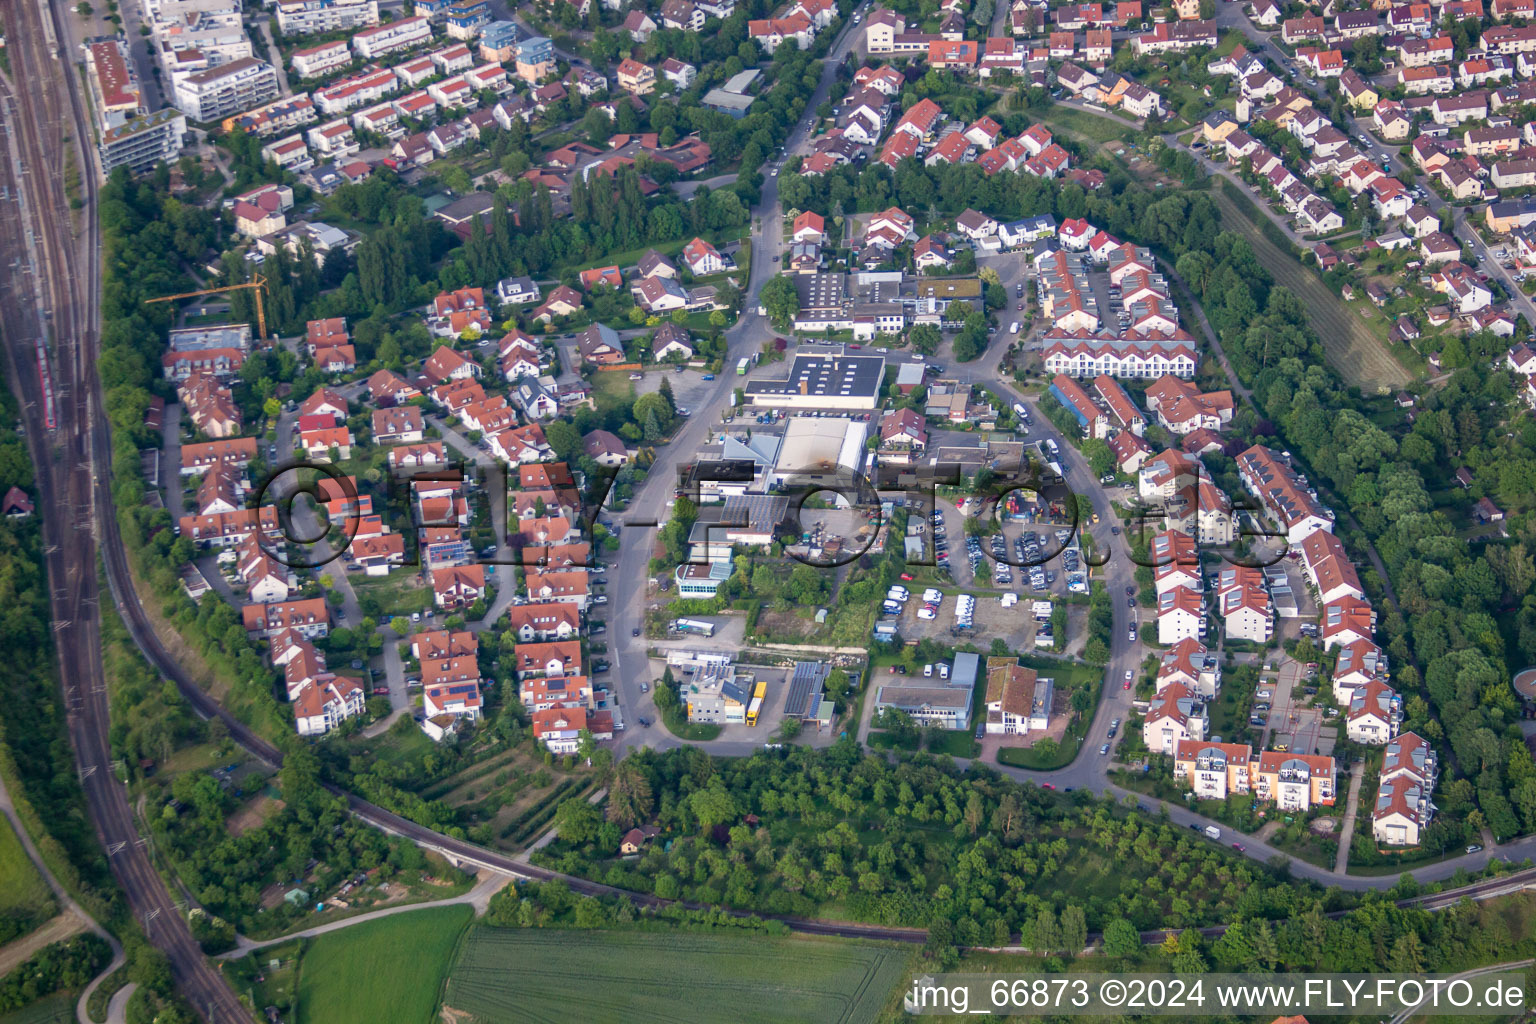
<box><xmin>0</xmin><ymin>816</ymin><xmax>56</xmax><ymax>941</ymax></box>
<box><xmin>349</xmin><ymin>569</ymin><xmax>432</xmax><ymax>618</ymax></box>
<box><xmin>296</xmin><ymin>905</ymin><xmax>472</xmax><ymax>1024</ymax></box>
<box><xmin>442</xmin><ymin>927</ymin><xmax>914</xmax><ymax>1024</ymax></box>
<box><xmin>1040</xmin><ymin>104</ymin><xmax>1139</xmax><ymax>145</ymax></box>
<box><xmin>660</xmin><ymin>704</ymin><xmax>724</xmax><ymax>742</ymax></box>
<box><xmin>589</xmin><ymin>371</ymin><xmax>636</xmax><ymax>407</ymax></box>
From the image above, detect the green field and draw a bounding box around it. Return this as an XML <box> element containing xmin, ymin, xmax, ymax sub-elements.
<box><xmin>1212</xmin><ymin>186</ymin><xmax>1411</xmax><ymax>392</ymax></box>
<box><xmin>0</xmin><ymin>816</ymin><xmax>56</xmax><ymax>943</ymax></box>
<box><xmin>295</xmin><ymin>905</ymin><xmax>472</xmax><ymax>1024</ymax></box>
<box><xmin>0</xmin><ymin>995</ymin><xmax>75</xmax><ymax>1024</ymax></box>
<box><xmin>441</xmin><ymin>928</ymin><xmax>912</xmax><ymax>1024</ymax></box>
<box><xmin>1039</xmin><ymin>105</ymin><xmax>1139</xmax><ymax>145</ymax></box>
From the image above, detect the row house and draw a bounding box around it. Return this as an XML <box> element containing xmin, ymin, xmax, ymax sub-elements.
<box><xmin>1216</xmin><ymin>566</ymin><xmax>1272</xmax><ymax>643</ymax></box>
<box><xmin>1321</xmin><ymin>596</ymin><xmax>1376</xmax><ymax>651</ymax></box>
<box><xmin>351</xmin><ymin>16</ymin><xmax>432</xmax><ymax>60</ymax></box>
<box><xmin>1157</xmin><ymin>586</ymin><xmax>1205</xmax><ymax>646</ymax></box>
<box><xmin>1173</xmin><ymin>740</ymin><xmax>1252</xmax><ymax>801</ymax></box>
<box><xmin>1300</xmin><ymin>529</ymin><xmax>1365</xmax><ymax>606</ymax></box>
<box><xmin>315</xmin><ymin>68</ymin><xmax>398</xmax><ymax>116</ymax></box>
<box><xmin>291</xmin><ymin>40</ymin><xmax>351</xmax><ymax>79</ymax></box>
<box><xmin>1150</xmin><ymin>528</ymin><xmax>1201</xmax><ymax>595</ymax></box>
<box><xmin>1131</xmin><ymin>18</ymin><xmax>1216</xmax><ymax>54</ymax></box>
<box><xmin>394</xmin><ymin>55</ymin><xmax>437</xmax><ymax>88</ymax></box>
<box><xmin>1145</xmin><ymin>375</ymin><xmax>1233</xmax><ymax>434</ymax></box>
<box><xmin>1482</xmin><ymin>24</ymin><xmax>1536</xmax><ymax>57</ymax></box>
<box><xmin>243</xmin><ymin>597</ymin><xmax>329</xmax><ymax>639</ymax></box>
<box><xmin>431</xmin><ymin>564</ymin><xmax>487</xmax><ymax>609</ymax></box>
<box><xmin>1173</xmin><ymin>741</ymin><xmax>1336</xmax><ymax>810</ymax></box>
<box><xmin>1042</xmin><ymin>330</ymin><xmax>1197</xmax><ymax>379</ymax></box>
<box><xmin>293</xmin><ymin>675</ymin><xmax>365</xmax><ymax>736</ymax></box>
<box><xmin>1236</xmin><ymin>444</ymin><xmax>1335</xmax><ymax>544</ymax></box>
<box><xmin>531</xmin><ymin>706</ymin><xmax>613</xmax><ymax>754</ymax></box>
<box><xmin>180</xmin><ymin>506</ymin><xmax>279</xmax><ymax>548</ymax></box>
<box><xmin>1333</xmin><ymin>639</ymin><xmax>1390</xmax><ymax>705</ymax></box>
<box><xmin>1143</xmin><ymin>681</ymin><xmax>1206</xmax><ymax>753</ymax></box>
<box><xmin>178</xmin><ymin>372</ymin><xmax>242</xmax><ymax>438</ymax></box>
<box><xmin>505</xmin><ymin>603</ymin><xmax>580</xmax><ymax>642</ymax></box>
<box><xmin>1373</xmin><ymin>731</ymin><xmax>1437</xmax><ymax>846</ymax></box>
<box><xmin>1347</xmin><ymin>679</ymin><xmax>1401</xmax><ymax>745</ymax></box>
<box><xmin>1400</xmin><ymin>65</ymin><xmax>1454</xmax><ymax>95</ymax></box>
<box><xmin>181</xmin><ymin>437</ymin><xmax>257</xmax><ymax>475</ymax></box>
<box><xmin>1156</xmin><ymin>637</ymin><xmax>1220</xmax><ymax>698</ymax></box>
<box><xmin>1251</xmin><ymin>751</ymin><xmax>1336</xmax><ymax>811</ymax></box>
<box><xmin>307</xmin><ymin>119</ymin><xmax>359</xmax><ymax>159</ymax></box>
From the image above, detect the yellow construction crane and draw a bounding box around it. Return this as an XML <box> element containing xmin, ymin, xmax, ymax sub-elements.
<box><xmin>145</xmin><ymin>276</ymin><xmax>270</xmax><ymax>345</ymax></box>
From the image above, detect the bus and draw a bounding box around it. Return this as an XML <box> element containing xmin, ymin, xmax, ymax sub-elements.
<box><xmin>737</xmin><ymin>357</ymin><xmax>750</xmax><ymax>376</ymax></box>
<box><xmin>746</xmin><ymin>680</ymin><xmax>768</xmax><ymax>726</ymax></box>
<box><xmin>672</xmin><ymin>618</ymin><xmax>716</xmax><ymax>637</ymax></box>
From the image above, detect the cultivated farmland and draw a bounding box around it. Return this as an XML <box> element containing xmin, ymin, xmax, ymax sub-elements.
<box><xmin>441</xmin><ymin>928</ymin><xmax>912</xmax><ymax>1024</ymax></box>
<box><xmin>1212</xmin><ymin>188</ymin><xmax>1411</xmax><ymax>392</ymax></box>
<box><xmin>295</xmin><ymin>905</ymin><xmax>472</xmax><ymax>1024</ymax></box>
<box><xmin>0</xmin><ymin>994</ymin><xmax>75</xmax><ymax>1024</ymax></box>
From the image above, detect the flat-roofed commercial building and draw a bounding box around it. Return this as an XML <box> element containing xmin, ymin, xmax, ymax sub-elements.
<box><xmin>743</xmin><ymin>352</ymin><xmax>885</xmax><ymax>410</ymax></box>
<box><xmin>874</xmin><ymin>651</ymin><xmax>979</xmax><ymax>729</ymax></box>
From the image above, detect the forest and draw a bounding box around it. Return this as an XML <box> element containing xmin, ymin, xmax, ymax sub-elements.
<box><xmin>534</xmin><ymin>743</ymin><xmax>1328</xmax><ymax>941</ymax></box>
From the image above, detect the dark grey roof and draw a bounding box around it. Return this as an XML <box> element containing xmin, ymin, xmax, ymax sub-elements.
<box><xmin>783</xmin><ymin>660</ymin><xmax>831</xmax><ymax>718</ymax></box>
<box><xmin>742</xmin><ymin>354</ymin><xmax>885</xmax><ymax>401</ymax></box>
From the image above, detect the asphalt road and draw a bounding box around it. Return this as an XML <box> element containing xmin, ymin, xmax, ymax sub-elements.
<box><xmin>604</xmin><ymin>0</ymin><xmax>874</xmax><ymax>755</ymax></box>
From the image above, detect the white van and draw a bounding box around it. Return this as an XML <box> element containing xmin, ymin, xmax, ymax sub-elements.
<box><xmin>1204</xmin><ymin>825</ymin><xmax>1221</xmax><ymax>840</ymax></box>
<box><xmin>1013</xmin><ymin>402</ymin><xmax>1027</xmax><ymax>418</ymax></box>
<box><xmin>1010</xmin><ymin>321</ymin><xmax>1021</xmax><ymax>334</ymax></box>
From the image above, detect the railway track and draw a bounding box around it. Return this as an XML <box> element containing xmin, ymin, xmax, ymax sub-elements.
<box><xmin>0</xmin><ymin>0</ymin><xmax>254</xmax><ymax>1018</ymax></box>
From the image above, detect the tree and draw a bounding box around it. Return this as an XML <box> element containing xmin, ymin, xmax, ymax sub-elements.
<box><xmin>1102</xmin><ymin>918</ymin><xmax>1141</xmax><ymax>958</ymax></box>
<box><xmin>1081</xmin><ymin>438</ymin><xmax>1116</xmax><ymax>478</ymax></box>
<box><xmin>606</xmin><ymin>763</ymin><xmax>654</xmax><ymax>828</ymax></box>
<box><xmin>554</xmin><ymin>797</ymin><xmax>601</xmax><ymax>844</ymax></box>
<box><xmin>543</xmin><ymin>419</ymin><xmax>582</xmax><ymax>462</ymax></box>
<box><xmin>1060</xmin><ymin>905</ymin><xmax>1088</xmax><ymax>956</ymax></box>
<box><xmin>689</xmin><ymin>782</ymin><xmax>737</xmax><ymax>828</ymax></box>
<box><xmin>909</xmin><ymin>323</ymin><xmax>942</xmax><ymax>355</ymax></box>
<box><xmin>760</xmin><ymin>274</ymin><xmax>799</xmax><ymax>329</ymax></box>
<box><xmin>1032</xmin><ymin>908</ymin><xmax>1061</xmax><ymax>952</ymax></box>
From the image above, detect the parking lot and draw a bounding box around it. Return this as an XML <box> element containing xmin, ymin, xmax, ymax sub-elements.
<box><xmin>920</xmin><ymin>500</ymin><xmax>1090</xmax><ymax>602</ymax></box>
<box><xmin>633</xmin><ymin>366</ymin><xmax>720</xmax><ymax>415</ymax></box>
<box><xmin>1259</xmin><ymin>656</ymin><xmax>1334</xmax><ymax>757</ymax></box>
<box><xmin>887</xmin><ymin>586</ymin><xmax>1042</xmax><ymax>650</ymax></box>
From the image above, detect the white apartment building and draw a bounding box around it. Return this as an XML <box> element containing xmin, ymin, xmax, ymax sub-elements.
<box><xmin>145</xmin><ymin>0</ymin><xmax>252</xmax><ymax>83</ymax></box>
<box><xmin>276</xmin><ymin>0</ymin><xmax>379</xmax><ymax>34</ymax></box>
<box><xmin>87</xmin><ymin>40</ymin><xmax>186</xmax><ymax>174</ymax></box>
<box><xmin>351</xmin><ymin>15</ymin><xmax>432</xmax><ymax>59</ymax></box>
<box><xmin>173</xmin><ymin>56</ymin><xmax>279</xmax><ymax>122</ymax></box>
<box><xmin>306</xmin><ymin>118</ymin><xmax>359</xmax><ymax>158</ymax></box>
<box><xmin>314</xmin><ymin>68</ymin><xmax>398</xmax><ymax>115</ymax></box>
<box><xmin>291</xmin><ymin>40</ymin><xmax>351</xmax><ymax>78</ymax></box>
